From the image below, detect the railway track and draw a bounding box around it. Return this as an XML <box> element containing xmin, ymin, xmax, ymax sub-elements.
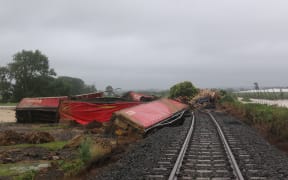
<box><xmin>92</xmin><ymin>109</ymin><xmax>288</xmax><ymax>179</ymax></box>
<box><xmin>147</xmin><ymin>111</ymin><xmax>247</xmax><ymax>179</ymax></box>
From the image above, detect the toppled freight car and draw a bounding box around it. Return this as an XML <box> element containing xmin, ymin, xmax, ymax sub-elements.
<box><xmin>16</xmin><ymin>97</ymin><xmax>68</xmax><ymax>123</ymax></box>
<box><xmin>16</xmin><ymin>92</ymin><xmax>103</xmax><ymax>123</ymax></box>
<box><xmin>58</xmin><ymin>92</ymin><xmax>157</xmax><ymax>125</ymax></box>
<box><xmin>111</xmin><ymin>98</ymin><xmax>189</xmax><ymax>136</ymax></box>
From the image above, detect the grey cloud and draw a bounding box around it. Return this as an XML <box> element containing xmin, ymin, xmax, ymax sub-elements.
<box><xmin>0</xmin><ymin>0</ymin><xmax>288</xmax><ymax>90</ymax></box>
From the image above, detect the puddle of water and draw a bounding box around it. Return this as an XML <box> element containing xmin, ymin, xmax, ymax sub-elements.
<box><xmin>10</xmin><ymin>162</ymin><xmax>50</xmax><ymax>173</ymax></box>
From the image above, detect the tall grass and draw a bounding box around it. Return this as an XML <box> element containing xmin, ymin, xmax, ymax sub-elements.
<box><xmin>79</xmin><ymin>137</ymin><xmax>92</xmax><ymax>164</ymax></box>
<box><xmin>220</xmin><ymin>95</ymin><xmax>288</xmax><ymax>141</ymax></box>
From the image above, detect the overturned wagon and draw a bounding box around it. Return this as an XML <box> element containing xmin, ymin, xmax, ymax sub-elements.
<box><xmin>59</xmin><ymin>97</ymin><xmax>188</xmax><ymax>137</ymax></box>
<box><xmin>111</xmin><ymin>98</ymin><xmax>189</xmax><ymax>136</ymax></box>
<box><xmin>16</xmin><ymin>97</ymin><xmax>68</xmax><ymax>123</ymax></box>
<box><xmin>16</xmin><ymin>92</ymin><xmax>103</xmax><ymax>123</ymax></box>
<box><xmin>58</xmin><ymin>91</ymin><xmax>157</xmax><ymax>125</ymax></box>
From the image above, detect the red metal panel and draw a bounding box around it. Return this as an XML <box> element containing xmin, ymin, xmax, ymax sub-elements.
<box><xmin>16</xmin><ymin>97</ymin><xmax>68</xmax><ymax>109</ymax></box>
<box><xmin>59</xmin><ymin>101</ymin><xmax>141</xmax><ymax>125</ymax></box>
<box><xmin>114</xmin><ymin>98</ymin><xmax>188</xmax><ymax>129</ymax></box>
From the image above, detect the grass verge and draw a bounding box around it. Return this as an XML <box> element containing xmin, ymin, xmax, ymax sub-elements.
<box><xmin>58</xmin><ymin>159</ymin><xmax>84</xmax><ymax>177</ymax></box>
<box><xmin>7</xmin><ymin>141</ymin><xmax>67</xmax><ymax>151</ymax></box>
<box><xmin>220</xmin><ymin>95</ymin><xmax>288</xmax><ymax>142</ymax></box>
<box><xmin>0</xmin><ymin>102</ymin><xmax>17</xmax><ymax>106</ymax></box>
<box><xmin>0</xmin><ymin>163</ymin><xmax>40</xmax><ymax>179</ymax></box>
<box><xmin>31</xmin><ymin>124</ymin><xmax>69</xmax><ymax>131</ymax></box>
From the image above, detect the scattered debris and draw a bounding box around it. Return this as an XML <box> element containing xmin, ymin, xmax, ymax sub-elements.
<box><xmin>0</xmin><ymin>130</ymin><xmax>25</xmax><ymax>145</ymax></box>
<box><xmin>24</xmin><ymin>132</ymin><xmax>54</xmax><ymax>144</ymax></box>
<box><xmin>190</xmin><ymin>89</ymin><xmax>220</xmax><ymax>108</ymax></box>
<box><xmin>0</xmin><ymin>130</ymin><xmax>54</xmax><ymax>146</ymax></box>
<box><xmin>64</xmin><ymin>134</ymin><xmax>85</xmax><ymax>148</ymax></box>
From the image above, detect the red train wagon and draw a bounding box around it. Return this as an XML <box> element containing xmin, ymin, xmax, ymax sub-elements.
<box><xmin>16</xmin><ymin>96</ymin><xmax>68</xmax><ymax>123</ymax></box>
<box><xmin>112</xmin><ymin>98</ymin><xmax>189</xmax><ymax>135</ymax></box>
<box><xmin>16</xmin><ymin>92</ymin><xmax>104</xmax><ymax>123</ymax></box>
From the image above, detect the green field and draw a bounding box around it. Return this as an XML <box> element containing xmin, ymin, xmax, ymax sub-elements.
<box><xmin>0</xmin><ymin>102</ymin><xmax>17</xmax><ymax>106</ymax></box>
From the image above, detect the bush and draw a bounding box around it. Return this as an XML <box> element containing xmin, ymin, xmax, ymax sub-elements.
<box><xmin>219</xmin><ymin>95</ymin><xmax>236</xmax><ymax>103</ymax></box>
<box><xmin>59</xmin><ymin>159</ymin><xmax>84</xmax><ymax>177</ymax></box>
<box><xmin>169</xmin><ymin>81</ymin><xmax>198</xmax><ymax>98</ymax></box>
<box><xmin>79</xmin><ymin>137</ymin><xmax>92</xmax><ymax>164</ymax></box>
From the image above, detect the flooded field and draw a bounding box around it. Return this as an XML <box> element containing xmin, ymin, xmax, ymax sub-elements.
<box><xmin>238</xmin><ymin>98</ymin><xmax>288</xmax><ymax>108</ymax></box>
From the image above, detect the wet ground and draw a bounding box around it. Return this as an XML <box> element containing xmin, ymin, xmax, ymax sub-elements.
<box><xmin>0</xmin><ymin>108</ymin><xmax>141</xmax><ymax>179</ymax></box>
<box><xmin>1</xmin><ymin>108</ymin><xmax>288</xmax><ymax>179</ymax></box>
<box><xmin>0</xmin><ymin>122</ymin><xmax>84</xmax><ymax>179</ymax></box>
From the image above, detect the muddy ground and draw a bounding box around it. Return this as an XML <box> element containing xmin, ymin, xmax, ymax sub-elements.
<box><xmin>0</xmin><ymin>108</ymin><xmax>120</xmax><ymax>180</ymax></box>
<box><xmin>1</xmin><ymin>108</ymin><xmax>288</xmax><ymax>179</ymax></box>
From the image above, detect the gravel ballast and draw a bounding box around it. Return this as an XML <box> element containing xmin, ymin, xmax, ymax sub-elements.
<box><xmin>213</xmin><ymin>111</ymin><xmax>288</xmax><ymax>179</ymax></box>
<box><xmin>87</xmin><ymin>116</ymin><xmax>192</xmax><ymax>180</ymax></box>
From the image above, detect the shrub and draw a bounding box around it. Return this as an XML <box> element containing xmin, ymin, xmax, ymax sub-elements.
<box><xmin>79</xmin><ymin>137</ymin><xmax>92</xmax><ymax>164</ymax></box>
<box><xmin>169</xmin><ymin>81</ymin><xmax>198</xmax><ymax>98</ymax></box>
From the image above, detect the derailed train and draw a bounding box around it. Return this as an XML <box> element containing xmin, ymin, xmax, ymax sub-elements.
<box><xmin>15</xmin><ymin>92</ymin><xmax>189</xmax><ymax>136</ymax></box>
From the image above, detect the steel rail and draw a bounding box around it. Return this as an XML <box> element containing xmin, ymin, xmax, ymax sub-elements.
<box><xmin>207</xmin><ymin>112</ymin><xmax>244</xmax><ymax>180</ymax></box>
<box><xmin>144</xmin><ymin>110</ymin><xmax>187</xmax><ymax>133</ymax></box>
<box><xmin>168</xmin><ymin>112</ymin><xmax>195</xmax><ymax>180</ymax></box>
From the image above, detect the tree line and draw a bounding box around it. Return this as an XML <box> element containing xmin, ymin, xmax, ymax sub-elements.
<box><xmin>0</xmin><ymin>50</ymin><xmax>96</xmax><ymax>102</ymax></box>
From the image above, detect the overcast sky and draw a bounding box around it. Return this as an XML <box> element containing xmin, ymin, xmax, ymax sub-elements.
<box><xmin>0</xmin><ymin>0</ymin><xmax>287</xmax><ymax>90</ymax></box>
